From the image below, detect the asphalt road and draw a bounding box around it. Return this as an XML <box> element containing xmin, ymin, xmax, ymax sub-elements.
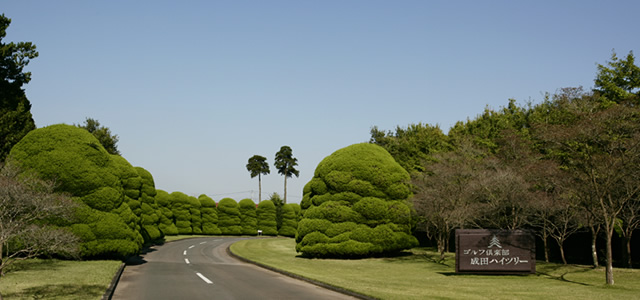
<box><xmin>111</xmin><ymin>237</ymin><xmax>357</xmax><ymax>300</ymax></box>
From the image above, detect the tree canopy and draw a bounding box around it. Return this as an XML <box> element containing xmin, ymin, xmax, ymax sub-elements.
<box><xmin>0</xmin><ymin>14</ymin><xmax>37</xmax><ymax>162</ymax></box>
<box><xmin>274</xmin><ymin>146</ymin><xmax>299</xmax><ymax>203</ymax></box>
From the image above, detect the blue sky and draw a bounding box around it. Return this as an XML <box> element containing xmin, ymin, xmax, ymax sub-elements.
<box><xmin>3</xmin><ymin>1</ymin><xmax>639</xmax><ymax>203</ymax></box>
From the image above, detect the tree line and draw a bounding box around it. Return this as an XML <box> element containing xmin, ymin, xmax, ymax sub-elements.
<box><xmin>371</xmin><ymin>50</ymin><xmax>640</xmax><ymax>285</ymax></box>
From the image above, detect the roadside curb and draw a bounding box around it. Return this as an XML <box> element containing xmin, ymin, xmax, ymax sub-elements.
<box><xmin>227</xmin><ymin>243</ymin><xmax>378</xmax><ymax>300</ymax></box>
<box><xmin>102</xmin><ymin>262</ymin><xmax>125</xmax><ymax>300</ymax></box>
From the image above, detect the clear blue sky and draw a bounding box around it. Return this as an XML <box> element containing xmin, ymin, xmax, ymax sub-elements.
<box><xmin>3</xmin><ymin>1</ymin><xmax>639</xmax><ymax>203</ymax></box>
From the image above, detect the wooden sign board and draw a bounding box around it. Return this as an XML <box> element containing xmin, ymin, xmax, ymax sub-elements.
<box><xmin>455</xmin><ymin>229</ymin><xmax>535</xmax><ymax>274</ymax></box>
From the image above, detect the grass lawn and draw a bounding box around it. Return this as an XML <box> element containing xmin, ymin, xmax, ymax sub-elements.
<box><xmin>0</xmin><ymin>259</ymin><xmax>122</xmax><ymax>300</ymax></box>
<box><xmin>230</xmin><ymin>238</ymin><xmax>640</xmax><ymax>300</ymax></box>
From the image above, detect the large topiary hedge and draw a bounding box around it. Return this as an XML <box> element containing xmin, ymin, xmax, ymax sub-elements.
<box><xmin>218</xmin><ymin>198</ymin><xmax>242</xmax><ymax>235</ymax></box>
<box><xmin>135</xmin><ymin>167</ymin><xmax>162</xmax><ymax>241</ymax></box>
<box><xmin>8</xmin><ymin>124</ymin><xmax>144</xmax><ymax>258</ymax></box>
<box><xmin>257</xmin><ymin>200</ymin><xmax>278</xmax><ymax>236</ymax></box>
<box><xmin>296</xmin><ymin>143</ymin><xmax>418</xmax><ymax>258</ymax></box>
<box><xmin>239</xmin><ymin>198</ymin><xmax>257</xmax><ymax>235</ymax></box>
<box><xmin>199</xmin><ymin>194</ymin><xmax>221</xmax><ymax>235</ymax></box>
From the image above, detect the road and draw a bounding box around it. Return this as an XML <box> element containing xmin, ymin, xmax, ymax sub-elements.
<box><xmin>111</xmin><ymin>237</ymin><xmax>357</xmax><ymax>300</ymax></box>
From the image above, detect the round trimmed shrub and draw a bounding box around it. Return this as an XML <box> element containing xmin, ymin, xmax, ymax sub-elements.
<box><xmin>199</xmin><ymin>194</ymin><xmax>221</xmax><ymax>235</ymax></box>
<box><xmin>239</xmin><ymin>198</ymin><xmax>257</xmax><ymax>235</ymax></box>
<box><xmin>297</xmin><ymin>143</ymin><xmax>418</xmax><ymax>258</ymax></box>
<box><xmin>170</xmin><ymin>192</ymin><xmax>192</xmax><ymax>234</ymax></box>
<box><xmin>278</xmin><ymin>203</ymin><xmax>298</xmax><ymax>237</ymax></box>
<box><xmin>256</xmin><ymin>200</ymin><xmax>278</xmax><ymax>236</ymax></box>
<box><xmin>155</xmin><ymin>190</ymin><xmax>178</xmax><ymax>235</ymax></box>
<box><xmin>218</xmin><ymin>198</ymin><xmax>242</xmax><ymax>235</ymax></box>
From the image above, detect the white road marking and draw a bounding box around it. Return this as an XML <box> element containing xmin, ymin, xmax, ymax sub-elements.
<box><xmin>188</xmin><ymin>245</ymin><xmax>195</xmax><ymax>249</ymax></box>
<box><xmin>213</xmin><ymin>239</ymin><xmax>222</xmax><ymax>241</ymax></box>
<box><xmin>196</xmin><ymin>272</ymin><xmax>213</xmax><ymax>284</ymax></box>
<box><xmin>183</xmin><ymin>250</ymin><xmax>187</xmax><ymax>256</ymax></box>
<box><xmin>185</xmin><ymin>258</ymin><xmax>190</xmax><ymax>264</ymax></box>
<box><xmin>200</xmin><ymin>241</ymin><xmax>206</xmax><ymax>245</ymax></box>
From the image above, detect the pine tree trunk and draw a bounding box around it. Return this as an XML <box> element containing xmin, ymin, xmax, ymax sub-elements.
<box><xmin>258</xmin><ymin>174</ymin><xmax>262</xmax><ymax>203</ymax></box>
<box><xmin>284</xmin><ymin>175</ymin><xmax>288</xmax><ymax>204</ymax></box>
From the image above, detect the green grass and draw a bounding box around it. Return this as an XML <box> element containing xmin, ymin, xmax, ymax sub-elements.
<box><xmin>0</xmin><ymin>259</ymin><xmax>122</xmax><ymax>300</ymax></box>
<box><xmin>230</xmin><ymin>238</ymin><xmax>640</xmax><ymax>300</ymax></box>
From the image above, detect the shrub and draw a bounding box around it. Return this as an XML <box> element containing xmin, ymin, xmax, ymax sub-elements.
<box><xmin>218</xmin><ymin>198</ymin><xmax>242</xmax><ymax>235</ymax></box>
<box><xmin>199</xmin><ymin>194</ymin><xmax>221</xmax><ymax>235</ymax></box>
<box><xmin>296</xmin><ymin>143</ymin><xmax>418</xmax><ymax>258</ymax></box>
<box><xmin>239</xmin><ymin>198</ymin><xmax>257</xmax><ymax>235</ymax></box>
<box><xmin>188</xmin><ymin>195</ymin><xmax>202</xmax><ymax>234</ymax></box>
<box><xmin>278</xmin><ymin>203</ymin><xmax>298</xmax><ymax>237</ymax></box>
<box><xmin>170</xmin><ymin>192</ymin><xmax>192</xmax><ymax>234</ymax></box>
<box><xmin>256</xmin><ymin>200</ymin><xmax>278</xmax><ymax>236</ymax></box>
<box><xmin>155</xmin><ymin>190</ymin><xmax>178</xmax><ymax>235</ymax></box>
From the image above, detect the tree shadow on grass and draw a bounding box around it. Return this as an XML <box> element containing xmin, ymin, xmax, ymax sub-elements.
<box><xmin>535</xmin><ymin>264</ymin><xmax>595</xmax><ymax>286</ymax></box>
<box><xmin>4</xmin><ymin>259</ymin><xmax>64</xmax><ymax>273</ymax></box>
<box><xmin>3</xmin><ymin>284</ymin><xmax>105</xmax><ymax>299</ymax></box>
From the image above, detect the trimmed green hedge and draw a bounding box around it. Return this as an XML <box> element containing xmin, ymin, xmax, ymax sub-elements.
<box><xmin>278</xmin><ymin>203</ymin><xmax>298</xmax><ymax>237</ymax></box>
<box><xmin>297</xmin><ymin>143</ymin><xmax>418</xmax><ymax>258</ymax></box>
<box><xmin>155</xmin><ymin>190</ymin><xmax>178</xmax><ymax>235</ymax></box>
<box><xmin>218</xmin><ymin>198</ymin><xmax>242</xmax><ymax>235</ymax></box>
<box><xmin>239</xmin><ymin>198</ymin><xmax>258</xmax><ymax>235</ymax></box>
<box><xmin>257</xmin><ymin>200</ymin><xmax>278</xmax><ymax>236</ymax></box>
<box><xmin>170</xmin><ymin>192</ymin><xmax>192</xmax><ymax>235</ymax></box>
<box><xmin>199</xmin><ymin>194</ymin><xmax>221</xmax><ymax>235</ymax></box>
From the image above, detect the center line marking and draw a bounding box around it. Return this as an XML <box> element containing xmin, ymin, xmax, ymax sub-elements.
<box><xmin>200</xmin><ymin>242</ymin><xmax>206</xmax><ymax>245</ymax></box>
<box><xmin>185</xmin><ymin>258</ymin><xmax>190</xmax><ymax>264</ymax></box>
<box><xmin>196</xmin><ymin>272</ymin><xmax>213</xmax><ymax>284</ymax></box>
<box><xmin>188</xmin><ymin>245</ymin><xmax>195</xmax><ymax>249</ymax></box>
<box><xmin>183</xmin><ymin>250</ymin><xmax>187</xmax><ymax>256</ymax></box>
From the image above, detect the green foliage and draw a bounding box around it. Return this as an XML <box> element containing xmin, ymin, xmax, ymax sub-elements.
<box><xmin>72</xmin><ymin>205</ymin><xmax>141</xmax><ymax>259</ymax></box>
<box><xmin>155</xmin><ymin>190</ymin><xmax>178</xmax><ymax>235</ymax></box>
<box><xmin>75</xmin><ymin>118</ymin><xmax>120</xmax><ymax>155</ymax></box>
<box><xmin>239</xmin><ymin>198</ymin><xmax>257</xmax><ymax>235</ymax></box>
<box><xmin>135</xmin><ymin>167</ymin><xmax>162</xmax><ymax>241</ymax></box>
<box><xmin>297</xmin><ymin>143</ymin><xmax>417</xmax><ymax>258</ymax></box>
<box><xmin>370</xmin><ymin>123</ymin><xmax>451</xmax><ymax>173</ymax></box>
<box><xmin>0</xmin><ymin>14</ymin><xmax>37</xmax><ymax>162</ymax></box>
<box><xmin>257</xmin><ymin>200</ymin><xmax>278</xmax><ymax>236</ymax></box>
<box><xmin>274</xmin><ymin>146</ymin><xmax>299</xmax><ymax>203</ymax></box>
<box><xmin>199</xmin><ymin>194</ymin><xmax>221</xmax><ymax>235</ymax></box>
<box><xmin>217</xmin><ymin>198</ymin><xmax>242</xmax><ymax>235</ymax></box>
<box><xmin>7</xmin><ymin>124</ymin><xmax>145</xmax><ymax>257</ymax></box>
<box><xmin>278</xmin><ymin>203</ymin><xmax>298</xmax><ymax>237</ymax></box>
<box><xmin>170</xmin><ymin>192</ymin><xmax>192</xmax><ymax>235</ymax></box>
<box><xmin>594</xmin><ymin>50</ymin><xmax>640</xmax><ymax>103</ymax></box>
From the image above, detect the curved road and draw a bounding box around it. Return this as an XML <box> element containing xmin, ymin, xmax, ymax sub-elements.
<box><xmin>112</xmin><ymin>237</ymin><xmax>356</xmax><ymax>300</ymax></box>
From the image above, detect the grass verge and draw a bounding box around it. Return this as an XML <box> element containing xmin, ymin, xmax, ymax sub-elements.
<box><xmin>230</xmin><ymin>238</ymin><xmax>640</xmax><ymax>300</ymax></box>
<box><xmin>0</xmin><ymin>259</ymin><xmax>122</xmax><ymax>300</ymax></box>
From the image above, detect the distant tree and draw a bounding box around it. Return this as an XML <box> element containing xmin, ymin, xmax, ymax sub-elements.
<box><xmin>370</xmin><ymin>123</ymin><xmax>451</xmax><ymax>173</ymax></box>
<box><xmin>0</xmin><ymin>163</ymin><xmax>79</xmax><ymax>282</ymax></box>
<box><xmin>274</xmin><ymin>146</ymin><xmax>299</xmax><ymax>204</ymax></box>
<box><xmin>246</xmin><ymin>155</ymin><xmax>270</xmax><ymax>202</ymax></box>
<box><xmin>594</xmin><ymin>50</ymin><xmax>640</xmax><ymax>103</ymax></box>
<box><xmin>0</xmin><ymin>14</ymin><xmax>38</xmax><ymax>162</ymax></box>
<box><xmin>411</xmin><ymin>140</ymin><xmax>482</xmax><ymax>261</ymax></box>
<box><xmin>535</xmin><ymin>102</ymin><xmax>640</xmax><ymax>285</ymax></box>
<box><xmin>76</xmin><ymin>118</ymin><xmax>120</xmax><ymax>155</ymax></box>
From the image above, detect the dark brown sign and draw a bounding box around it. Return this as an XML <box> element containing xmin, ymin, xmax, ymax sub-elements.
<box><xmin>455</xmin><ymin>229</ymin><xmax>535</xmax><ymax>274</ymax></box>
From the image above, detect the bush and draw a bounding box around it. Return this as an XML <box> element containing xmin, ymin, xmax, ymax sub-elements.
<box><xmin>296</xmin><ymin>143</ymin><xmax>418</xmax><ymax>258</ymax></box>
<box><xmin>188</xmin><ymin>195</ymin><xmax>202</xmax><ymax>234</ymax></box>
<box><xmin>239</xmin><ymin>198</ymin><xmax>257</xmax><ymax>235</ymax></box>
<box><xmin>278</xmin><ymin>203</ymin><xmax>298</xmax><ymax>237</ymax></box>
<box><xmin>155</xmin><ymin>190</ymin><xmax>178</xmax><ymax>235</ymax></box>
<box><xmin>170</xmin><ymin>192</ymin><xmax>192</xmax><ymax>234</ymax></box>
<box><xmin>218</xmin><ymin>198</ymin><xmax>242</xmax><ymax>235</ymax></box>
<box><xmin>256</xmin><ymin>200</ymin><xmax>278</xmax><ymax>236</ymax></box>
<box><xmin>199</xmin><ymin>194</ymin><xmax>221</xmax><ymax>235</ymax></box>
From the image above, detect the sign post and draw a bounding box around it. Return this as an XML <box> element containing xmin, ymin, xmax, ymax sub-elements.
<box><xmin>455</xmin><ymin>229</ymin><xmax>535</xmax><ymax>274</ymax></box>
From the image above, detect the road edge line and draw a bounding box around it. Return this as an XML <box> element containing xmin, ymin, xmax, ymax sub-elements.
<box><xmin>226</xmin><ymin>242</ymin><xmax>378</xmax><ymax>300</ymax></box>
<box><xmin>102</xmin><ymin>262</ymin><xmax>126</xmax><ymax>300</ymax></box>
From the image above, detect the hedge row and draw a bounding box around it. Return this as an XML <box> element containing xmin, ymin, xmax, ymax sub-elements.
<box><xmin>8</xmin><ymin>124</ymin><xmax>299</xmax><ymax>260</ymax></box>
